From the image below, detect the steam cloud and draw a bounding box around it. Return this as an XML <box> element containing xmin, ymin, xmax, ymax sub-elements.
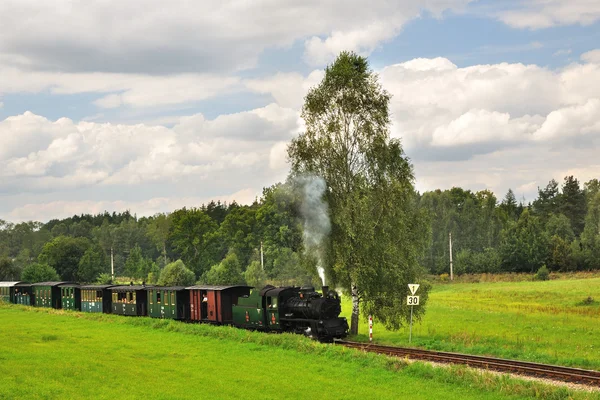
<box><xmin>296</xmin><ymin>175</ymin><xmax>331</xmax><ymax>285</ymax></box>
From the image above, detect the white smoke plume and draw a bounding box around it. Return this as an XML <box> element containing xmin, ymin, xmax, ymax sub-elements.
<box><xmin>295</xmin><ymin>175</ymin><xmax>331</xmax><ymax>286</ymax></box>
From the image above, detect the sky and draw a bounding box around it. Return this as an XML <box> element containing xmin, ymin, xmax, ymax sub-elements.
<box><xmin>1</xmin><ymin>0</ymin><xmax>600</xmax><ymax>222</ymax></box>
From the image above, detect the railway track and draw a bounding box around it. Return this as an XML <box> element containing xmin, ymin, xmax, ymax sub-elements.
<box><xmin>337</xmin><ymin>341</ymin><xmax>600</xmax><ymax>386</ymax></box>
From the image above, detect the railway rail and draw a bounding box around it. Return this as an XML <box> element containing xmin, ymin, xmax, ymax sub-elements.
<box><xmin>336</xmin><ymin>341</ymin><xmax>600</xmax><ymax>386</ymax></box>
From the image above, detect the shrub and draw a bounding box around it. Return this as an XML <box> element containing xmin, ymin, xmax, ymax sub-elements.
<box><xmin>21</xmin><ymin>263</ymin><xmax>60</xmax><ymax>282</ymax></box>
<box><xmin>534</xmin><ymin>265</ymin><xmax>550</xmax><ymax>281</ymax></box>
<box><xmin>158</xmin><ymin>260</ymin><xmax>196</xmax><ymax>286</ymax></box>
<box><xmin>95</xmin><ymin>273</ymin><xmax>113</xmax><ymax>285</ymax></box>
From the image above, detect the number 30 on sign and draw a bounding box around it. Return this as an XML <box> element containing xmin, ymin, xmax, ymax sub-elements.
<box><xmin>407</xmin><ymin>295</ymin><xmax>419</xmax><ymax>305</ymax></box>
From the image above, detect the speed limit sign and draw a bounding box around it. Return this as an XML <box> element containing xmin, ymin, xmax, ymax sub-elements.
<box><xmin>407</xmin><ymin>295</ymin><xmax>420</xmax><ymax>305</ymax></box>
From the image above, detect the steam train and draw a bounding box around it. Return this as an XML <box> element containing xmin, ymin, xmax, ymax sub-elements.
<box><xmin>0</xmin><ymin>281</ymin><xmax>349</xmax><ymax>342</ymax></box>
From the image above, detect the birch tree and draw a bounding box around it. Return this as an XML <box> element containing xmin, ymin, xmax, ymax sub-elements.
<box><xmin>288</xmin><ymin>51</ymin><xmax>430</xmax><ymax>334</ymax></box>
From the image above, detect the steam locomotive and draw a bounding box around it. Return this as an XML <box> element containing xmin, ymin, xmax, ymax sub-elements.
<box><xmin>0</xmin><ymin>281</ymin><xmax>349</xmax><ymax>342</ymax></box>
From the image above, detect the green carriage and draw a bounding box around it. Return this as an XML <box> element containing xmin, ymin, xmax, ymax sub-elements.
<box><xmin>13</xmin><ymin>283</ymin><xmax>33</xmax><ymax>305</ymax></box>
<box><xmin>0</xmin><ymin>281</ymin><xmax>22</xmax><ymax>303</ymax></box>
<box><xmin>148</xmin><ymin>286</ymin><xmax>189</xmax><ymax>320</ymax></box>
<box><xmin>110</xmin><ymin>285</ymin><xmax>152</xmax><ymax>316</ymax></box>
<box><xmin>59</xmin><ymin>283</ymin><xmax>81</xmax><ymax>311</ymax></box>
<box><xmin>80</xmin><ymin>285</ymin><xmax>115</xmax><ymax>313</ymax></box>
<box><xmin>33</xmin><ymin>282</ymin><xmax>75</xmax><ymax>309</ymax></box>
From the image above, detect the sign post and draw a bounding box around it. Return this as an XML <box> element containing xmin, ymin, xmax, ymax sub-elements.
<box><xmin>407</xmin><ymin>284</ymin><xmax>420</xmax><ymax>343</ymax></box>
<box><xmin>369</xmin><ymin>315</ymin><xmax>373</xmax><ymax>342</ymax></box>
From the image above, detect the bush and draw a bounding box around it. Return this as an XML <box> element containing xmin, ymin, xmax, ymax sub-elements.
<box><xmin>21</xmin><ymin>263</ymin><xmax>60</xmax><ymax>282</ymax></box>
<box><xmin>200</xmin><ymin>252</ymin><xmax>245</xmax><ymax>285</ymax></box>
<box><xmin>158</xmin><ymin>260</ymin><xmax>196</xmax><ymax>286</ymax></box>
<box><xmin>244</xmin><ymin>260</ymin><xmax>266</xmax><ymax>288</ymax></box>
<box><xmin>95</xmin><ymin>273</ymin><xmax>113</xmax><ymax>285</ymax></box>
<box><xmin>534</xmin><ymin>265</ymin><xmax>550</xmax><ymax>281</ymax></box>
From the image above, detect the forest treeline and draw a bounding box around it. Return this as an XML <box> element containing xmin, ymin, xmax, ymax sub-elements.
<box><xmin>1</xmin><ymin>175</ymin><xmax>599</xmax><ymax>285</ymax></box>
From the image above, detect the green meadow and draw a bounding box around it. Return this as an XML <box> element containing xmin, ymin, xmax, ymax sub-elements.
<box><xmin>1</xmin><ymin>305</ymin><xmax>596</xmax><ymax>400</ymax></box>
<box><xmin>346</xmin><ymin>276</ymin><xmax>600</xmax><ymax>369</ymax></box>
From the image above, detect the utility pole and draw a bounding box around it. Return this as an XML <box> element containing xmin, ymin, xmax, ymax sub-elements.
<box><xmin>449</xmin><ymin>232</ymin><xmax>453</xmax><ymax>281</ymax></box>
<box><xmin>111</xmin><ymin>246</ymin><xmax>115</xmax><ymax>282</ymax></box>
<box><xmin>260</xmin><ymin>241</ymin><xmax>264</xmax><ymax>270</ymax></box>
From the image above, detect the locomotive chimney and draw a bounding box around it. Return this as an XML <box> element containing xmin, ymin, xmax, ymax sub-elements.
<box><xmin>322</xmin><ymin>285</ymin><xmax>329</xmax><ymax>298</ymax></box>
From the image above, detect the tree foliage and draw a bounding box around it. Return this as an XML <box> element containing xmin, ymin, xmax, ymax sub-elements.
<box><xmin>38</xmin><ymin>236</ymin><xmax>91</xmax><ymax>281</ymax></box>
<box><xmin>288</xmin><ymin>51</ymin><xmax>430</xmax><ymax>333</ymax></box>
<box><xmin>21</xmin><ymin>263</ymin><xmax>60</xmax><ymax>282</ymax></box>
<box><xmin>201</xmin><ymin>252</ymin><xmax>245</xmax><ymax>285</ymax></box>
<box><xmin>244</xmin><ymin>260</ymin><xmax>267</xmax><ymax>288</ymax></box>
<box><xmin>78</xmin><ymin>245</ymin><xmax>108</xmax><ymax>283</ymax></box>
<box><xmin>157</xmin><ymin>260</ymin><xmax>195</xmax><ymax>286</ymax></box>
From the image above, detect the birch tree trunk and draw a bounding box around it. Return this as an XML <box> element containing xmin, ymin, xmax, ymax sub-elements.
<box><xmin>351</xmin><ymin>282</ymin><xmax>360</xmax><ymax>335</ymax></box>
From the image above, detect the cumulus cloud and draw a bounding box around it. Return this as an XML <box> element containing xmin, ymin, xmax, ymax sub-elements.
<box><xmin>0</xmin><ymin>103</ymin><xmax>300</xmax><ymax>193</ymax></box>
<box><xmin>581</xmin><ymin>49</ymin><xmax>600</xmax><ymax>63</ymax></box>
<box><xmin>0</xmin><ymin>0</ymin><xmax>473</xmax><ymax>74</ymax></box>
<box><xmin>253</xmin><ymin>54</ymin><xmax>600</xmax><ymax>160</ymax></box>
<box><xmin>0</xmin><ymin>65</ymin><xmax>240</xmax><ymax>108</ymax></box>
<box><xmin>376</xmin><ymin>55</ymin><xmax>600</xmax><ymax>157</ymax></box>
<box><xmin>245</xmin><ymin>70</ymin><xmax>324</xmax><ymax>109</ymax></box>
<box><xmin>497</xmin><ymin>0</ymin><xmax>600</xmax><ymax>29</ymax></box>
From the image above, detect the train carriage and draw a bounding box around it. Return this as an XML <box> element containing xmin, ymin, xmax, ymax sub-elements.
<box><xmin>33</xmin><ymin>282</ymin><xmax>75</xmax><ymax>309</ymax></box>
<box><xmin>0</xmin><ymin>281</ymin><xmax>22</xmax><ymax>303</ymax></box>
<box><xmin>59</xmin><ymin>283</ymin><xmax>81</xmax><ymax>311</ymax></box>
<box><xmin>80</xmin><ymin>285</ymin><xmax>115</xmax><ymax>313</ymax></box>
<box><xmin>148</xmin><ymin>286</ymin><xmax>189</xmax><ymax>320</ymax></box>
<box><xmin>187</xmin><ymin>285</ymin><xmax>252</xmax><ymax>324</ymax></box>
<box><xmin>13</xmin><ymin>283</ymin><xmax>34</xmax><ymax>305</ymax></box>
<box><xmin>110</xmin><ymin>285</ymin><xmax>152</xmax><ymax>316</ymax></box>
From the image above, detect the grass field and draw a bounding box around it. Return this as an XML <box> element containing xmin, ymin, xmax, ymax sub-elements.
<box><xmin>345</xmin><ymin>277</ymin><xmax>600</xmax><ymax>369</ymax></box>
<box><xmin>1</xmin><ymin>304</ymin><xmax>595</xmax><ymax>400</ymax></box>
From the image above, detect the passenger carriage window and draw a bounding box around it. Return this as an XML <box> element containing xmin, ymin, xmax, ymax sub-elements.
<box><xmin>157</xmin><ymin>292</ymin><xmax>161</xmax><ymax>304</ymax></box>
<box><xmin>132</xmin><ymin>292</ymin><xmax>136</xmax><ymax>304</ymax></box>
<box><xmin>272</xmin><ymin>297</ymin><xmax>277</xmax><ymax>309</ymax></box>
<box><xmin>171</xmin><ymin>292</ymin><xmax>175</xmax><ymax>305</ymax></box>
<box><xmin>165</xmin><ymin>291</ymin><xmax>169</xmax><ymax>306</ymax></box>
<box><xmin>150</xmin><ymin>290</ymin><xmax>154</xmax><ymax>304</ymax></box>
<box><xmin>97</xmin><ymin>290</ymin><xmax>102</xmax><ymax>299</ymax></box>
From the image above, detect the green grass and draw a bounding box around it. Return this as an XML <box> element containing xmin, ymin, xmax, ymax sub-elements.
<box><xmin>345</xmin><ymin>277</ymin><xmax>600</xmax><ymax>369</ymax></box>
<box><xmin>1</xmin><ymin>304</ymin><xmax>595</xmax><ymax>400</ymax></box>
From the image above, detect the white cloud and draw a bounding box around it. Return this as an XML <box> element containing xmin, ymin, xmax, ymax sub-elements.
<box><xmin>553</xmin><ymin>49</ymin><xmax>572</xmax><ymax>57</ymax></box>
<box><xmin>244</xmin><ymin>54</ymin><xmax>600</xmax><ymax>160</ymax></box>
<box><xmin>0</xmin><ymin>103</ymin><xmax>299</xmax><ymax>192</ymax></box>
<box><xmin>498</xmin><ymin>0</ymin><xmax>600</xmax><ymax>29</ymax></box>
<box><xmin>533</xmin><ymin>99</ymin><xmax>600</xmax><ymax>141</ymax></box>
<box><xmin>376</xmin><ymin>56</ymin><xmax>600</xmax><ymax>155</ymax></box>
<box><xmin>0</xmin><ymin>0</ymin><xmax>473</xmax><ymax>73</ymax></box>
<box><xmin>245</xmin><ymin>70</ymin><xmax>324</xmax><ymax>109</ymax></box>
<box><xmin>581</xmin><ymin>49</ymin><xmax>600</xmax><ymax>63</ymax></box>
<box><xmin>269</xmin><ymin>142</ymin><xmax>290</xmax><ymax>170</ymax></box>
<box><xmin>0</xmin><ymin>65</ymin><xmax>241</xmax><ymax>108</ymax></box>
